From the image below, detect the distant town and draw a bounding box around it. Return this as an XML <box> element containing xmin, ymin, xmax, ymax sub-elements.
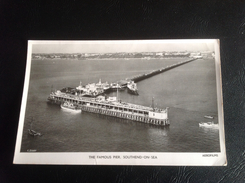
<box><xmin>32</xmin><ymin>51</ymin><xmax>214</xmax><ymax>60</ymax></box>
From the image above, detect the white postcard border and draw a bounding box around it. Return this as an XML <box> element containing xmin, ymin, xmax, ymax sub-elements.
<box><xmin>13</xmin><ymin>39</ymin><xmax>226</xmax><ymax>166</ymax></box>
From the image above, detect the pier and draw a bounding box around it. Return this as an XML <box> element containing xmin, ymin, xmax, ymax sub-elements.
<box><xmin>119</xmin><ymin>58</ymin><xmax>197</xmax><ymax>85</ymax></box>
<box><xmin>48</xmin><ymin>92</ymin><xmax>169</xmax><ymax>126</ymax></box>
<box><xmin>48</xmin><ymin>57</ymin><xmax>199</xmax><ymax>126</ymax></box>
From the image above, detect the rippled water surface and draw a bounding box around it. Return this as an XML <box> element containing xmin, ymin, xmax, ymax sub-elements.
<box><xmin>20</xmin><ymin>58</ymin><xmax>220</xmax><ymax>152</ymax></box>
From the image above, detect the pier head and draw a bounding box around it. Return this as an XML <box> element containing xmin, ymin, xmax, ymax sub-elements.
<box><xmin>48</xmin><ymin>92</ymin><xmax>169</xmax><ymax>126</ymax></box>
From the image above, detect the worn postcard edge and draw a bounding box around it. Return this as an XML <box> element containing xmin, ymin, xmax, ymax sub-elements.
<box><xmin>13</xmin><ymin>39</ymin><xmax>227</xmax><ymax>166</ymax></box>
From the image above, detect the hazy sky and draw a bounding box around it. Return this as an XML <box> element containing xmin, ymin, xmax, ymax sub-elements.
<box><xmin>32</xmin><ymin>40</ymin><xmax>215</xmax><ymax>53</ymax></box>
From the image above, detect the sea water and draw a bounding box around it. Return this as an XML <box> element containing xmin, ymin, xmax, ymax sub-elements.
<box><xmin>20</xmin><ymin>58</ymin><xmax>220</xmax><ymax>152</ymax></box>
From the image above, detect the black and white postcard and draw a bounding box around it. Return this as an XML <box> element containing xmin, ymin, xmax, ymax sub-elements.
<box><xmin>14</xmin><ymin>40</ymin><xmax>226</xmax><ymax>165</ymax></box>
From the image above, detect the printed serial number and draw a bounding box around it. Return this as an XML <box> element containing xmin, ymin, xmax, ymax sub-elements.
<box><xmin>202</xmin><ymin>154</ymin><xmax>218</xmax><ymax>157</ymax></box>
<box><xmin>27</xmin><ymin>149</ymin><xmax>37</xmax><ymax>152</ymax></box>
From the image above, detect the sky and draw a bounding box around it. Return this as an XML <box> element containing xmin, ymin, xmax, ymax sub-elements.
<box><xmin>31</xmin><ymin>40</ymin><xmax>215</xmax><ymax>53</ymax></box>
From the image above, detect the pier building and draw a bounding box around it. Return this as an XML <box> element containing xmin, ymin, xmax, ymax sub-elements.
<box><xmin>48</xmin><ymin>92</ymin><xmax>169</xmax><ymax>126</ymax></box>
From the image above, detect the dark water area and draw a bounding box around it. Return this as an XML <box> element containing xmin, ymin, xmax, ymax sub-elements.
<box><xmin>21</xmin><ymin>58</ymin><xmax>220</xmax><ymax>152</ymax></box>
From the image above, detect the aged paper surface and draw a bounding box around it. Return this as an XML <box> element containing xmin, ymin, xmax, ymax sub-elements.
<box><xmin>14</xmin><ymin>40</ymin><xmax>226</xmax><ymax>165</ymax></box>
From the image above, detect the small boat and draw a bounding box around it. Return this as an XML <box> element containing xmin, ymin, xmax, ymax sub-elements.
<box><xmin>61</xmin><ymin>102</ymin><xmax>81</xmax><ymax>113</ymax></box>
<box><xmin>28</xmin><ymin>118</ymin><xmax>42</xmax><ymax>136</ymax></box>
<box><xmin>95</xmin><ymin>79</ymin><xmax>111</xmax><ymax>91</ymax></box>
<box><xmin>127</xmin><ymin>81</ymin><xmax>139</xmax><ymax>95</ymax></box>
<box><xmin>81</xmin><ymin>90</ymin><xmax>104</xmax><ymax>97</ymax></box>
<box><xmin>110</xmin><ymin>83</ymin><xmax>123</xmax><ymax>90</ymax></box>
<box><xmin>204</xmin><ymin>115</ymin><xmax>214</xmax><ymax>119</ymax></box>
<box><xmin>199</xmin><ymin>121</ymin><xmax>218</xmax><ymax>128</ymax></box>
<box><xmin>28</xmin><ymin>129</ymin><xmax>42</xmax><ymax>136</ymax></box>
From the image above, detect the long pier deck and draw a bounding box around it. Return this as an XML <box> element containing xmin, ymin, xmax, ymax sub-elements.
<box><xmin>119</xmin><ymin>58</ymin><xmax>197</xmax><ymax>85</ymax></box>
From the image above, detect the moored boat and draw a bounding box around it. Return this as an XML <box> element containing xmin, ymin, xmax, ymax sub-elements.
<box><xmin>127</xmin><ymin>81</ymin><xmax>138</xmax><ymax>95</ymax></box>
<box><xmin>61</xmin><ymin>102</ymin><xmax>81</xmax><ymax>113</ymax></box>
<box><xmin>76</xmin><ymin>79</ymin><xmax>111</xmax><ymax>97</ymax></box>
<box><xmin>95</xmin><ymin>79</ymin><xmax>111</xmax><ymax>91</ymax></box>
<box><xmin>110</xmin><ymin>83</ymin><xmax>123</xmax><ymax>90</ymax></box>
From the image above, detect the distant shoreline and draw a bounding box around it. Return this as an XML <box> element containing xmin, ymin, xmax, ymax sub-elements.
<box><xmin>32</xmin><ymin>57</ymin><xmax>199</xmax><ymax>61</ymax></box>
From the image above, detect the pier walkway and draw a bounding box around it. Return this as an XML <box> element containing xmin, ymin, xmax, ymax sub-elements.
<box><xmin>118</xmin><ymin>58</ymin><xmax>197</xmax><ymax>85</ymax></box>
